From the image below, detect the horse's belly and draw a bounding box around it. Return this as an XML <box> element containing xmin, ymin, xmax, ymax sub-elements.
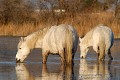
<box><xmin>49</xmin><ymin>48</ymin><xmax>58</xmax><ymax>54</ymax></box>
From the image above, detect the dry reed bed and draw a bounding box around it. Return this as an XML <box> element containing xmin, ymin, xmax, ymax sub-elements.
<box><xmin>0</xmin><ymin>12</ymin><xmax>119</xmax><ymax>38</ymax></box>
<box><xmin>0</xmin><ymin>23</ymin><xmax>47</xmax><ymax>36</ymax></box>
<box><xmin>73</xmin><ymin>12</ymin><xmax>120</xmax><ymax>38</ymax></box>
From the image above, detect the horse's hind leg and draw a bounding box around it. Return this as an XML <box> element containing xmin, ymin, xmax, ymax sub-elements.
<box><xmin>42</xmin><ymin>51</ymin><xmax>49</xmax><ymax>64</ymax></box>
<box><xmin>59</xmin><ymin>50</ymin><xmax>65</xmax><ymax>64</ymax></box>
<box><xmin>97</xmin><ymin>46</ymin><xmax>100</xmax><ymax>60</ymax></box>
<box><xmin>99</xmin><ymin>54</ymin><xmax>105</xmax><ymax>61</ymax></box>
<box><xmin>72</xmin><ymin>52</ymin><xmax>75</xmax><ymax>65</ymax></box>
<box><xmin>107</xmin><ymin>49</ymin><xmax>113</xmax><ymax>60</ymax></box>
<box><xmin>93</xmin><ymin>45</ymin><xmax>100</xmax><ymax>60</ymax></box>
<box><xmin>99</xmin><ymin>47</ymin><xmax>105</xmax><ymax>61</ymax></box>
<box><xmin>97</xmin><ymin>52</ymin><xmax>100</xmax><ymax>60</ymax></box>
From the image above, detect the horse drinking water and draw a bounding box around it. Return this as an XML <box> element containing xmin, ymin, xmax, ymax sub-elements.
<box><xmin>16</xmin><ymin>24</ymin><xmax>78</xmax><ymax>64</ymax></box>
<box><xmin>79</xmin><ymin>24</ymin><xmax>114</xmax><ymax>61</ymax></box>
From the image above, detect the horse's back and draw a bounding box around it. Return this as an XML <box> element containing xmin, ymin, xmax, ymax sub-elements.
<box><xmin>93</xmin><ymin>25</ymin><xmax>114</xmax><ymax>49</ymax></box>
<box><xmin>42</xmin><ymin>24</ymin><xmax>78</xmax><ymax>53</ymax></box>
<box><xmin>54</xmin><ymin>24</ymin><xmax>78</xmax><ymax>51</ymax></box>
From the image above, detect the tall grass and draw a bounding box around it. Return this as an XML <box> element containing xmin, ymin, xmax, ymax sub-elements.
<box><xmin>73</xmin><ymin>12</ymin><xmax>120</xmax><ymax>38</ymax></box>
<box><xmin>0</xmin><ymin>0</ymin><xmax>119</xmax><ymax>38</ymax></box>
<box><xmin>0</xmin><ymin>22</ymin><xmax>46</xmax><ymax>36</ymax></box>
<box><xmin>0</xmin><ymin>12</ymin><xmax>120</xmax><ymax>38</ymax></box>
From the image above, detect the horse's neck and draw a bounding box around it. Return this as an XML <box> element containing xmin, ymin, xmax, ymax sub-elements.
<box><xmin>82</xmin><ymin>38</ymin><xmax>92</xmax><ymax>48</ymax></box>
<box><xmin>25</xmin><ymin>33</ymin><xmax>40</xmax><ymax>49</ymax></box>
<box><xmin>35</xmin><ymin>38</ymin><xmax>43</xmax><ymax>48</ymax></box>
<box><xmin>83</xmin><ymin>29</ymin><xmax>94</xmax><ymax>47</ymax></box>
<box><xmin>26</xmin><ymin>28</ymin><xmax>49</xmax><ymax>49</ymax></box>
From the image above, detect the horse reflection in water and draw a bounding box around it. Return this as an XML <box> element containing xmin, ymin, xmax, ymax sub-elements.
<box><xmin>15</xmin><ymin>63</ymin><xmax>34</xmax><ymax>80</ymax></box>
<box><xmin>15</xmin><ymin>63</ymin><xmax>74</xmax><ymax>80</ymax></box>
<box><xmin>41</xmin><ymin>64</ymin><xmax>74</xmax><ymax>80</ymax></box>
<box><xmin>79</xmin><ymin>60</ymin><xmax>112</xmax><ymax>80</ymax></box>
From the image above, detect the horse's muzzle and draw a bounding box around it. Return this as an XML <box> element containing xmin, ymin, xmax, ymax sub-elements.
<box><xmin>81</xmin><ymin>56</ymin><xmax>85</xmax><ymax>59</ymax></box>
<box><xmin>16</xmin><ymin>58</ymin><xmax>21</xmax><ymax>63</ymax></box>
<box><xmin>81</xmin><ymin>56</ymin><xmax>84</xmax><ymax>59</ymax></box>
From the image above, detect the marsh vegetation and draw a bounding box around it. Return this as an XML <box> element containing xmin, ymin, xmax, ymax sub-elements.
<box><xmin>0</xmin><ymin>0</ymin><xmax>120</xmax><ymax>38</ymax></box>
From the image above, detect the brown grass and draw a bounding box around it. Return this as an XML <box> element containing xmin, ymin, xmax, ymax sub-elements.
<box><xmin>0</xmin><ymin>12</ymin><xmax>120</xmax><ymax>38</ymax></box>
<box><xmin>0</xmin><ymin>22</ymin><xmax>47</xmax><ymax>36</ymax></box>
<box><xmin>73</xmin><ymin>12</ymin><xmax>120</xmax><ymax>38</ymax></box>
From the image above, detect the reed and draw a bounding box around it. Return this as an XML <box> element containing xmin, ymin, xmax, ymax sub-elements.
<box><xmin>0</xmin><ymin>12</ymin><xmax>119</xmax><ymax>38</ymax></box>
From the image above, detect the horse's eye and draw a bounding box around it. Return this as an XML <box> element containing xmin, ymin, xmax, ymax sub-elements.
<box><xmin>19</xmin><ymin>48</ymin><xmax>21</xmax><ymax>49</ymax></box>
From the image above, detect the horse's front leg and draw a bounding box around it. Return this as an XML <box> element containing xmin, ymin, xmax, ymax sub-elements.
<box><xmin>42</xmin><ymin>51</ymin><xmax>49</xmax><ymax>64</ymax></box>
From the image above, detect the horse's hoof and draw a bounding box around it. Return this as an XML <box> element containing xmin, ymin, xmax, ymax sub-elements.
<box><xmin>110</xmin><ymin>57</ymin><xmax>113</xmax><ymax>60</ymax></box>
<box><xmin>98</xmin><ymin>58</ymin><xmax>104</xmax><ymax>61</ymax></box>
<box><xmin>42</xmin><ymin>62</ymin><xmax>46</xmax><ymax>64</ymax></box>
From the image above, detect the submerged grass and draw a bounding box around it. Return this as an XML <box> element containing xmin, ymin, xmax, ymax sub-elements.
<box><xmin>0</xmin><ymin>12</ymin><xmax>119</xmax><ymax>38</ymax></box>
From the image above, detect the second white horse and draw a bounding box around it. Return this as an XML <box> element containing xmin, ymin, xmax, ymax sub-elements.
<box><xmin>79</xmin><ymin>24</ymin><xmax>114</xmax><ymax>60</ymax></box>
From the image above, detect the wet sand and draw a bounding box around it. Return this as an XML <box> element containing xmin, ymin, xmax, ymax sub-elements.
<box><xmin>0</xmin><ymin>37</ymin><xmax>119</xmax><ymax>80</ymax></box>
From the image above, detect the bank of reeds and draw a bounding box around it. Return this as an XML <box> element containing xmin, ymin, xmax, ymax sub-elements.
<box><xmin>73</xmin><ymin>12</ymin><xmax>120</xmax><ymax>38</ymax></box>
<box><xmin>0</xmin><ymin>12</ymin><xmax>120</xmax><ymax>38</ymax></box>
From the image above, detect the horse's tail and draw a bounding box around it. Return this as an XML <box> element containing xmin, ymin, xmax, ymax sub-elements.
<box><xmin>65</xmin><ymin>27</ymin><xmax>73</xmax><ymax>64</ymax></box>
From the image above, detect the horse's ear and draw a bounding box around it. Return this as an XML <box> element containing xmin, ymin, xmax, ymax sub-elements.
<box><xmin>79</xmin><ymin>35</ymin><xmax>84</xmax><ymax>42</ymax></box>
<box><xmin>79</xmin><ymin>37</ymin><xmax>82</xmax><ymax>42</ymax></box>
<box><xmin>20</xmin><ymin>37</ymin><xmax>25</xmax><ymax>41</ymax></box>
<box><xmin>79</xmin><ymin>37</ymin><xmax>83</xmax><ymax>42</ymax></box>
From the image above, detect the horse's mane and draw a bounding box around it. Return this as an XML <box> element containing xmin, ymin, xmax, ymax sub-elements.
<box><xmin>25</xmin><ymin>27</ymin><xmax>50</xmax><ymax>49</ymax></box>
<box><xmin>82</xmin><ymin>24</ymin><xmax>105</xmax><ymax>45</ymax></box>
<box><xmin>81</xmin><ymin>28</ymin><xmax>95</xmax><ymax>45</ymax></box>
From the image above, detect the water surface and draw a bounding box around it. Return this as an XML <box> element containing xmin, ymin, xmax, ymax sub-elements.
<box><xmin>0</xmin><ymin>37</ymin><xmax>120</xmax><ymax>80</ymax></box>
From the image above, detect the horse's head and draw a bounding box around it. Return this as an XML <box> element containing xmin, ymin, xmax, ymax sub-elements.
<box><xmin>16</xmin><ymin>37</ymin><xmax>30</xmax><ymax>63</ymax></box>
<box><xmin>79</xmin><ymin>37</ymin><xmax>89</xmax><ymax>59</ymax></box>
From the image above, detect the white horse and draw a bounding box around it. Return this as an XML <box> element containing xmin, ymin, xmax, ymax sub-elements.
<box><xmin>16</xmin><ymin>24</ymin><xmax>78</xmax><ymax>64</ymax></box>
<box><xmin>79</xmin><ymin>24</ymin><xmax>114</xmax><ymax>60</ymax></box>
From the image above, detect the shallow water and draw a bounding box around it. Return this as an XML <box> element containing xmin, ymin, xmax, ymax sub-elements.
<box><xmin>0</xmin><ymin>37</ymin><xmax>120</xmax><ymax>80</ymax></box>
